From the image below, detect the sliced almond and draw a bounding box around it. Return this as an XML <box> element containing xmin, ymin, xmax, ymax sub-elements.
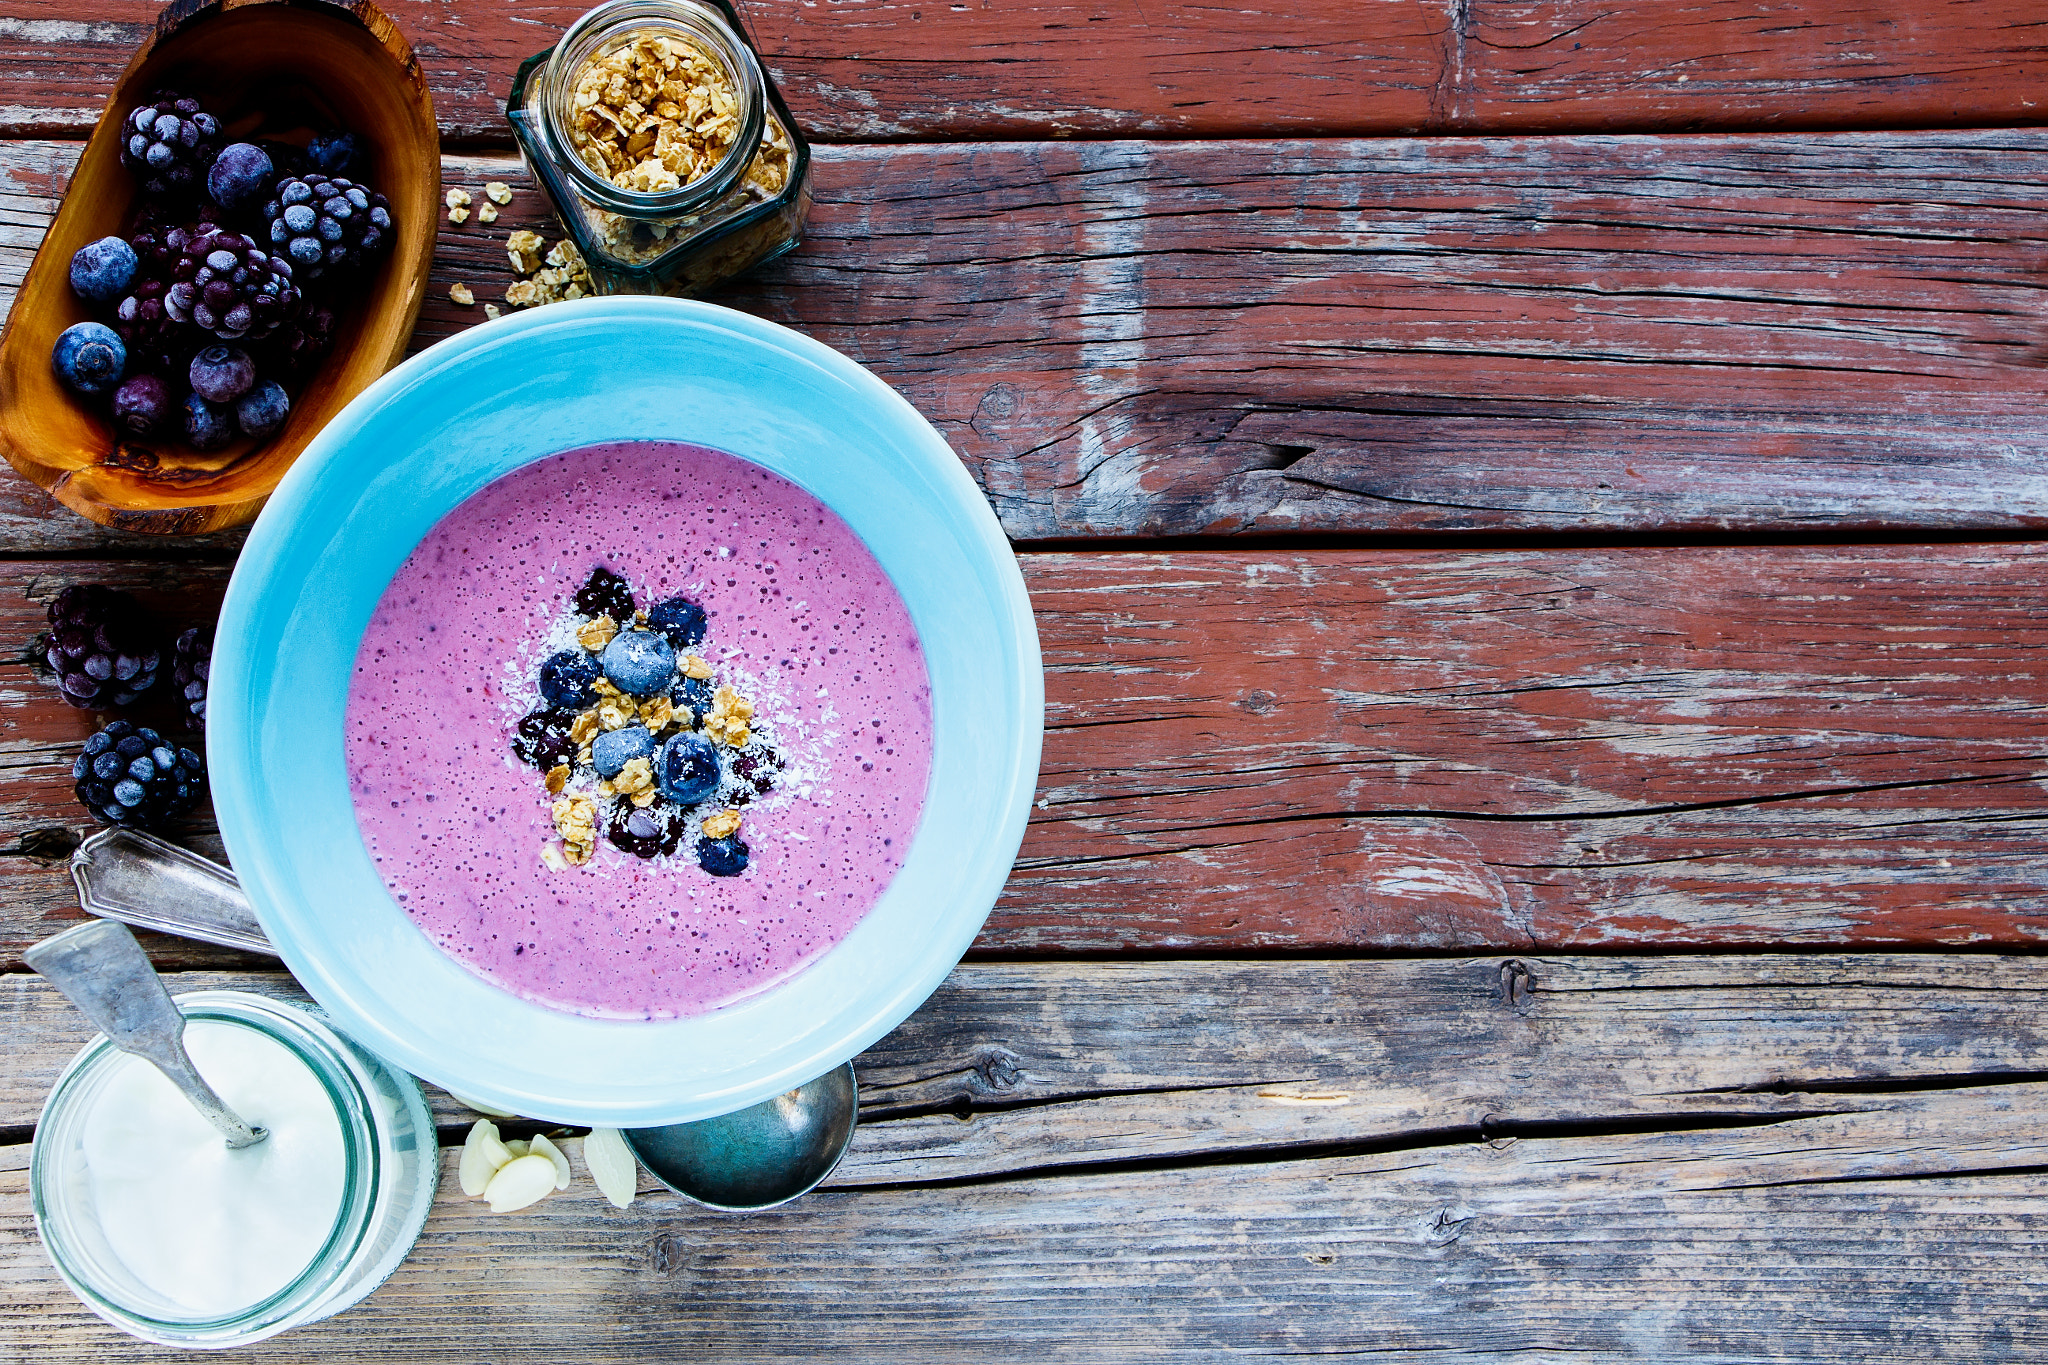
<box><xmin>484</xmin><ymin>1153</ymin><xmax>559</xmax><ymax>1213</ymax></box>
<box><xmin>446</xmin><ymin>1089</ymin><xmax>518</xmax><ymax>1119</ymax></box>
<box><xmin>459</xmin><ymin>1119</ymin><xmax>514</xmax><ymax>1197</ymax></box>
<box><xmin>531</xmin><ymin>1131</ymin><xmax>572</xmax><ymax>1190</ymax></box>
<box><xmin>584</xmin><ymin>1126</ymin><xmax>639</xmax><ymax>1209</ymax></box>
<box><xmin>504</xmin><ymin>1138</ymin><xmax>532</xmax><ymax>1158</ymax></box>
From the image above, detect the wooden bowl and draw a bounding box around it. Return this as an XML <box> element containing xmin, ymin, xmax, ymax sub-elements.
<box><xmin>0</xmin><ymin>0</ymin><xmax>438</xmax><ymax>536</ymax></box>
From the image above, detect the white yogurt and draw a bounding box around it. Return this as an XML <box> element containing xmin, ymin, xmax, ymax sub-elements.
<box><xmin>79</xmin><ymin>1020</ymin><xmax>348</xmax><ymax>1317</ymax></box>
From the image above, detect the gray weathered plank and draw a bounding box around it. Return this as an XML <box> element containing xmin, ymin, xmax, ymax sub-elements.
<box><xmin>9</xmin><ymin>956</ymin><xmax>2048</xmax><ymax>1187</ymax></box>
<box><xmin>5</xmin><ymin>1087</ymin><xmax>2047</xmax><ymax>1360</ymax></box>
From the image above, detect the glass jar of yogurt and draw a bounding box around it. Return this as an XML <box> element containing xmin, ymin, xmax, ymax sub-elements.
<box><xmin>507</xmin><ymin>0</ymin><xmax>813</xmax><ymax>297</ymax></box>
<box><xmin>31</xmin><ymin>991</ymin><xmax>437</xmax><ymax>1348</ymax></box>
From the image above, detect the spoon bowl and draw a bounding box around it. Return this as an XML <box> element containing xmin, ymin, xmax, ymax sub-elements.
<box><xmin>624</xmin><ymin>1063</ymin><xmax>857</xmax><ymax>1211</ymax></box>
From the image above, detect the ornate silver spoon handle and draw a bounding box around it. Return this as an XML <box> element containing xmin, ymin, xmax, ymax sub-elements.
<box><xmin>69</xmin><ymin>827</ymin><xmax>276</xmax><ymax>957</ymax></box>
<box><xmin>24</xmin><ymin>918</ymin><xmax>268</xmax><ymax>1148</ymax></box>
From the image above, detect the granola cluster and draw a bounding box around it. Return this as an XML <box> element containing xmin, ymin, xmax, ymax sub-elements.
<box><xmin>567</xmin><ymin>32</ymin><xmax>742</xmax><ymax>195</ymax></box>
<box><xmin>513</xmin><ymin>566</ymin><xmax>784</xmax><ymax>877</ymax></box>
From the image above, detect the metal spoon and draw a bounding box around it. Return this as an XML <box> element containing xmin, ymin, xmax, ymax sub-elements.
<box><xmin>625</xmin><ymin>1062</ymin><xmax>858</xmax><ymax>1210</ymax></box>
<box><xmin>24</xmin><ymin>918</ymin><xmax>269</xmax><ymax>1148</ymax></box>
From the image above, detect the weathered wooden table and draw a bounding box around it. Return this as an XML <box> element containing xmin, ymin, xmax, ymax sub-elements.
<box><xmin>6</xmin><ymin>2</ymin><xmax>2048</xmax><ymax>1358</ymax></box>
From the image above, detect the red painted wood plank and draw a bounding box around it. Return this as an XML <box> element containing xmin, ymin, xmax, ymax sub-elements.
<box><xmin>3</xmin><ymin>546</ymin><xmax>2046</xmax><ymax>966</ymax></box>
<box><xmin>3</xmin><ymin>134</ymin><xmax>2045</xmax><ymax>547</ymax></box>
<box><xmin>0</xmin><ymin>1</ymin><xmax>2041</xmax><ymax>143</ymax></box>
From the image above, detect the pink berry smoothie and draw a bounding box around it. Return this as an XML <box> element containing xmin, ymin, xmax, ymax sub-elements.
<box><xmin>343</xmin><ymin>441</ymin><xmax>932</xmax><ymax>1020</ymax></box>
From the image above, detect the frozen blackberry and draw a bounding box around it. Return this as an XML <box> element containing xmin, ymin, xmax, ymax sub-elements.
<box><xmin>259</xmin><ymin>303</ymin><xmax>334</xmax><ymax>380</ymax></box>
<box><xmin>696</xmin><ymin>833</ymin><xmax>749</xmax><ymax>877</ymax></box>
<box><xmin>727</xmin><ymin>746</ymin><xmax>782</xmax><ymax>803</ymax></box>
<box><xmin>512</xmin><ymin>706</ymin><xmax>581</xmax><ymax>769</ymax></box>
<box><xmin>73</xmin><ymin>720</ymin><xmax>204</xmax><ymax>830</ymax></box>
<box><xmin>261</xmin><ymin>172</ymin><xmax>392</xmax><ymax>281</ymax></box>
<box><xmin>43</xmin><ymin>585</ymin><xmax>163</xmax><ymax>709</ymax></box>
<box><xmin>119</xmin><ymin>92</ymin><xmax>221</xmax><ymax>200</ymax></box>
<box><xmin>574</xmin><ymin>566</ymin><xmax>637</xmax><ymax>621</ymax></box>
<box><xmin>171</xmin><ymin>626</ymin><xmax>211</xmax><ymax>726</ymax></box>
<box><xmin>165</xmin><ymin>229</ymin><xmax>300</xmax><ymax>341</ymax></box>
<box><xmin>607</xmin><ymin>799</ymin><xmax>686</xmax><ymax>859</ymax></box>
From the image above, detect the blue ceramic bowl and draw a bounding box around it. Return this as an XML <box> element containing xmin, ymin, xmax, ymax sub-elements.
<box><xmin>211</xmin><ymin>298</ymin><xmax>1042</xmax><ymax>1126</ymax></box>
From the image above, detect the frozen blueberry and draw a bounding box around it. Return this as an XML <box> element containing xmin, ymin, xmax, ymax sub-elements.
<box><xmin>656</xmin><ymin>732</ymin><xmax>721</xmax><ymax>804</ymax></box>
<box><xmin>538</xmin><ymin>649</ymin><xmax>601</xmax><ymax>708</ymax></box>
<box><xmin>182</xmin><ymin>392</ymin><xmax>234</xmax><ymax>450</ymax></box>
<box><xmin>206</xmin><ymin>142</ymin><xmax>274</xmax><ymax>212</ymax></box>
<box><xmin>189</xmin><ymin>345</ymin><xmax>256</xmax><ymax>403</ymax></box>
<box><xmin>235</xmin><ymin>379</ymin><xmax>289</xmax><ymax>438</ymax></box>
<box><xmin>69</xmin><ymin>236</ymin><xmax>138</xmax><ymax>304</ymax></box>
<box><xmin>574</xmin><ymin>566</ymin><xmax>636</xmax><ymax>621</ymax></box>
<box><xmin>51</xmin><ymin>322</ymin><xmax>126</xmax><ymax>396</ymax></box>
<box><xmin>600</xmin><ymin>629</ymin><xmax>675</xmax><ymax>697</ymax></box>
<box><xmin>305</xmin><ymin>131</ymin><xmax>361</xmax><ymax>177</ymax></box>
<box><xmin>112</xmin><ymin>373</ymin><xmax>176</xmax><ymax>435</ymax></box>
<box><xmin>647</xmin><ymin>596</ymin><xmax>706</xmax><ymax>649</ymax></box>
<box><xmin>696</xmin><ymin>834</ymin><xmax>749</xmax><ymax>877</ymax></box>
<box><xmin>592</xmin><ymin>724</ymin><xmax>655</xmax><ymax>779</ymax></box>
<box><xmin>670</xmin><ymin>674</ymin><xmax>713</xmax><ymax>726</ymax></box>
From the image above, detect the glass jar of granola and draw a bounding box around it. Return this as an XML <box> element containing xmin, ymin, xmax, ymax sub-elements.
<box><xmin>507</xmin><ymin>0</ymin><xmax>812</xmax><ymax>297</ymax></box>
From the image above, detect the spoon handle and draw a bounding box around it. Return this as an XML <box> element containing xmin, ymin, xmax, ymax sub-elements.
<box><xmin>24</xmin><ymin>919</ymin><xmax>269</xmax><ymax>1149</ymax></box>
<box><xmin>69</xmin><ymin>827</ymin><xmax>276</xmax><ymax>957</ymax></box>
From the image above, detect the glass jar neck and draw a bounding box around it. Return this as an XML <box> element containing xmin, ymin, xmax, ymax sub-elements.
<box><xmin>537</xmin><ymin>0</ymin><xmax>768</xmax><ymax>219</ymax></box>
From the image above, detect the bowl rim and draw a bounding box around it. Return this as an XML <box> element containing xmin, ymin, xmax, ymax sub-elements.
<box><xmin>209</xmin><ymin>296</ymin><xmax>1043</xmax><ymax>1123</ymax></box>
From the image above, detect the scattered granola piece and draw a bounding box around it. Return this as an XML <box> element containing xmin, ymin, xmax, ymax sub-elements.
<box><xmin>598</xmin><ymin>694</ymin><xmax>638</xmax><ymax>731</ymax></box>
<box><xmin>484</xmin><ymin>303</ymin><xmax>502</xmax><ymax>320</ymax></box>
<box><xmin>545</xmin><ymin>763</ymin><xmax>570</xmax><ymax>794</ymax></box>
<box><xmin>569</xmin><ymin>709</ymin><xmax>602</xmax><ymax>746</ymax></box>
<box><xmin>507</xmin><ymin>229</ymin><xmax>546</xmax><ymax>275</ymax></box>
<box><xmin>596</xmin><ymin>779</ymin><xmax>616</xmax><ymax>798</ymax></box>
<box><xmin>701</xmin><ymin>808</ymin><xmax>741</xmax><ymax>840</ymax></box>
<box><xmin>505</xmin><ymin>279</ymin><xmax>541</xmax><ymax>307</ymax></box>
<box><xmin>639</xmin><ymin>695</ymin><xmax>673</xmax><ymax>733</ymax></box>
<box><xmin>449</xmin><ymin>281</ymin><xmax>475</xmax><ymax>306</ymax></box>
<box><xmin>593</xmin><ymin>676</ymin><xmax>622</xmax><ymax>698</ymax></box>
<box><xmin>552</xmin><ymin>794</ymin><xmax>599</xmax><ymax>864</ymax></box>
<box><xmin>681</xmin><ymin>653</ymin><xmax>713</xmax><ymax>680</ymax></box>
<box><xmin>477</xmin><ymin>201</ymin><xmax>499</xmax><ymax>224</ymax></box>
<box><xmin>577</xmin><ymin>616</ymin><xmax>619</xmax><ymax>651</ymax></box>
<box><xmin>448</xmin><ymin>205</ymin><xmax>470</xmax><ymax>225</ymax></box>
<box><xmin>630</xmin><ymin>787</ymin><xmax>659</xmax><ymax>808</ymax></box>
<box><xmin>540</xmin><ymin>842</ymin><xmax>569</xmax><ymax>871</ymax></box>
<box><xmin>444</xmin><ymin>187</ymin><xmax>473</xmax><ymax>209</ymax></box>
<box><xmin>484</xmin><ymin>181</ymin><xmax>514</xmax><ymax>205</ymax></box>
